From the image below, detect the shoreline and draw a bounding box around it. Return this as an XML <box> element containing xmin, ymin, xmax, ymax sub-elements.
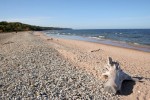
<box><xmin>44</xmin><ymin>32</ymin><xmax>150</xmax><ymax>53</ymax></box>
<box><xmin>0</xmin><ymin>31</ymin><xmax>150</xmax><ymax>99</ymax></box>
<box><xmin>35</xmin><ymin>31</ymin><xmax>150</xmax><ymax>99</ymax></box>
<box><xmin>42</xmin><ymin>31</ymin><xmax>150</xmax><ymax>54</ymax></box>
<box><xmin>36</xmin><ymin>31</ymin><xmax>150</xmax><ymax>77</ymax></box>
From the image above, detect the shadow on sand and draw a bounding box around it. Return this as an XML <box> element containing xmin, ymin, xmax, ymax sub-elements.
<box><xmin>118</xmin><ymin>77</ymin><xmax>145</xmax><ymax>96</ymax></box>
<box><xmin>120</xmin><ymin>80</ymin><xmax>136</xmax><ymax>95</ymax></box>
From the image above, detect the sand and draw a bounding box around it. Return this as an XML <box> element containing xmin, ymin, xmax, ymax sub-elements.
<box><xmin>0</xmin><ymin>31</ymin><xmax>150</xmax><ymax>100</ymax></box>
<box><xmin>35</xmin><ymin>31</ymin><xmax>150</xmax><ymax>100</ymax></box>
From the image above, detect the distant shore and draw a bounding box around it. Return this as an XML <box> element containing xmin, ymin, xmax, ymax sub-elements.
<box><xmin>0</xmin><ymin>31</ymin><xmax>150</xmax><ymax>99</ymax></box>
<box><xmin>0</xmin><ymin>21</ymin><xmax>72</xmax><ymax>33</ymax></box>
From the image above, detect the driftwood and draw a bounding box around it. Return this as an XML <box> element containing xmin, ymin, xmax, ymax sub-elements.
<box><xmin>102</xmin><ymin>57</ymin><xmax>139</xmax><ymax>94</ymax></box>
<box><xmin>91</xmin><ymin>49</ymin><xmax>101</xmax><ymax>52</ymax></box>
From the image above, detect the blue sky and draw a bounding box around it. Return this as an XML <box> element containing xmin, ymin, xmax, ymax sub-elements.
<box><xmin>0</xmin><ymin>0</ymin><xmax>150</xmax><ymax>29</ymax></box>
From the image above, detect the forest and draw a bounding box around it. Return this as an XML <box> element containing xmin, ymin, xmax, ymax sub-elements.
<box><xmin>0</xmin><ymin>21</ymin><xmax>71</xmax><ymax>33</ymax></box>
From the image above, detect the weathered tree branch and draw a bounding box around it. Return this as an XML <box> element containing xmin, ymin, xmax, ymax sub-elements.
<box><xmin>102</xmin><ymin>57</ymin><xmax>139</xmax><ymax>94</ymax></box>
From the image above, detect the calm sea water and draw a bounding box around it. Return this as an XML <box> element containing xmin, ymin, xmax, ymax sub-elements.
<box><xmin>44</xmin><ymin>29</ymin><xmax>150</xmax><ymax>52</ymax></box>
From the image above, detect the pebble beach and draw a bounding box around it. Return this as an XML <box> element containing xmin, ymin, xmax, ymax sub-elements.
<box><xmin>0</xmin><ymin>31</ymin><xmax>150</xmax><ymax>100</ymax></box>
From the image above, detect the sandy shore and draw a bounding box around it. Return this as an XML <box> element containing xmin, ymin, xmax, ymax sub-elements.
<box><xmin>35</xmin><ymin>31</ymin><xmax>150</xmax><ymax>100</ymax></box>
<box><xmin>0</xmin><ymin>31</ymin><xmax>150</xmax><ymax>100</ymax></box>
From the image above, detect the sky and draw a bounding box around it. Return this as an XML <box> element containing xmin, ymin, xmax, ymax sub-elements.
<box><xmin>0</xmin><ymin>0</ymin><xmax>150</xmax><ymax>29</ymax></box>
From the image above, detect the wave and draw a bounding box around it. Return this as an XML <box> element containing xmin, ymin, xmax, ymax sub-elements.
<box><xmin>89</xmin><ymin>35</ymin><xmax>105</xmax><ymax>39</ymax></box>
<box><xmin>57</xmin><ymin>33</ymin><xmax>60</xmax><ymax>35</ymax></box>
<box><xmin>133</xmin><ymin>43</ymin><xmax>140</xmax><ymax>45</ymax></box>
<box><xmin>115</xmin><ymin>32</ymin><xmax>123</xmax><ymax>35</ymax></box>
<box><xmin>57</xmin><ymin>32</ymin><xmax>72</xmax><ymax>35</ymax></box>
<box><xmin>98</xmin><ymin>35</ymin><xmax>105</xmax><ymax>38</ymax></box>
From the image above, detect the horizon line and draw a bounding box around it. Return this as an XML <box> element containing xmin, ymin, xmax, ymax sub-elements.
<box><xmin>1</xmin><ymin>21</ymin><xmax>150</xmax><ymax>30</ymax></box>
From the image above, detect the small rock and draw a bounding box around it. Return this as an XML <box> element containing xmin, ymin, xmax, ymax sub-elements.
<box><xmin>138</xmin><ymin>91</ymin><xmax>140</xmax><ymax>93</ymax></box>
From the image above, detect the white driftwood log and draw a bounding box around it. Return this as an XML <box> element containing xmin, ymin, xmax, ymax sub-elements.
<box><xmin>102</xmin><ymin>57</ymin><xmax>138</xmax><ymax>94</ymax></box>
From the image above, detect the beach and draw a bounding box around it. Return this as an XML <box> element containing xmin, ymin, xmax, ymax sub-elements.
<box><xmin>0</xmin><ymin>31</ymin><xmax>150</xmax><ymax>99</ymax></box>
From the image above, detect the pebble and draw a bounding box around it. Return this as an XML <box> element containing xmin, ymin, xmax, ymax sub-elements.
<box><xmin>0</xmin><ymin>32</ymin><xmax>120</xmax><ymax>100</ymax></box>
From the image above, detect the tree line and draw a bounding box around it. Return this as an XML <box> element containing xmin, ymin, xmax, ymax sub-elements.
<box><xmin>0</xmin><ymin>21</ymin><xmax>71</xmax><ymax>33</ymax></box>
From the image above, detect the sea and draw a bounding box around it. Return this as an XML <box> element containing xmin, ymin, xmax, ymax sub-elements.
<box><xmin>44</xmin><ymin>29</ymin><xmax>150</xmax><ymax>52</ymax></box>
